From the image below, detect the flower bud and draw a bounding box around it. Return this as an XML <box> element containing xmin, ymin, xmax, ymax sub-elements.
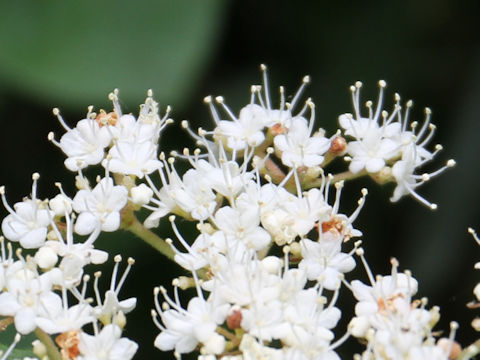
<box><xmin>329</xmin><ymin>136</ymin><xmax>347</xmax><ymax>155</ymax></box>
<box><xmin>131</xmin><ymin>184</ymin><xmax>153</xmax><ymax>205</ymax></box>
<box><xmin>34</xmin><ymin>246</ymin><xmax>58</xmax><ymax>269</ymax></box>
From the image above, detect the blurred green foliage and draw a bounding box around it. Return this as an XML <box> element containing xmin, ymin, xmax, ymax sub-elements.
<box><xmin>0</xmin><ymin>0</ymin><xmax>227</xmax><ymax>106</ymax></box>
<box><xmin>0</xmin><ymin>0</ymin><xmax>479</xmax><ymax>358</ymax></box>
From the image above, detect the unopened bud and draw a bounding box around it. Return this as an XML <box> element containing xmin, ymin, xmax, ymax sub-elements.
<box><xmin>329</xmin><ymin>136</ymin><xmax>347</xmax><ymax>154</ymax></box>
<box><xmin>32</xmin><ymin>340</ymin><xmax>48</xmax><ymax>358</ymax></box>
<box><xmin>131</xmin><ymin>184</ymin><xmax>154</xmax><ymax>206</ymax></box>
<box><xmin>227</xmin><ymin>309</ymin><xmax>242</xmax><ymax>330</ymax></box>
<box><xmin>34</xmin><ymin>246</ymin><xmax>58</xmax><ymax>269</ymax></box>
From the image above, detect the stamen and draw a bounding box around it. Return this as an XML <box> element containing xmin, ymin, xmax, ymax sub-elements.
<box><xmin>356</xmin><ymin>248</ymin><xmax>375</xmax><ymax>285</ymax></box>
<box><xmin>260</xmin><ymin>64</ymin><xmax>272</xmax><ymax>110</ymax></box>
<box><xmin>290</xmin><ymin>75</ymin><xmax>311</xmax><ymax>110</ymax></box>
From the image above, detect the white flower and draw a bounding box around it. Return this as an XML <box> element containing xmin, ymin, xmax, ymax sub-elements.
<box><xmin>213</xmin><ymin>205</ymin><xmax>271</xmax><ymax>251</ymax></box>
<box><xmin>299</xmin><ymin>237</ymin><xmax>356</xmax><ymax>290</ymax></box>
<box><xmin>0</xmin><ymin>264</ymin><xmax>58</xmax><ymax>334</ymax></box>
<box><xmin>73</xmin><ymin>175</ymin><xmax>128</xmax><ymax>235</ymax></box>
<box><xmin>36</xmin><ymin>302</ymin><xmax>94</xmax><ymax>335</ymax></box>
<box><xmin>215</xmin><ymin>103</ymin><xmax>267</xmax><ymax>150</ymax></box>
<box><xmin>0</xmin><ymin>174</ymin><xmax>53</xmax><ymax>249</ymax></box>
<box><xmin>49</xmin><ymin>108</ymin><xmax>112</xmax><ymax>171</ymax></box>
<box><xmin>93</xmin><ymin>256</ymin><xmax>137</xmax><ymax>321</ymax></box>
<box><xmin>351</xmin><ymin>271</ymin><xmax>418</xmax><ymax>318</ymax></box>
<box><xmin>241</xmin><ymin>300</ymin><xmax>287</xmax><ymax>341</ymax></box>
<box><xmin>153</xmin><ymin>289</ymin><xmax>229</xmax><ymax>355</ymax></box>
<box><xmin>78</xmin><ymin>324</ymin><xmax>138</xmax><ymax>360</ymax></box>
<box><xmin>390</xmin><ymin>143</ymin><xmax>455</xmax><ymax>209</ymax></box>
<box><xmin>274</xmin><ymin>115</ymin><xmax>330</xmax><ymax>168</ymax></box>
<box><xmin>45</xmin><ymin>218</ymin><xmax>107</xmax><ymax>288</ymax></box>
<box><xmin>103</xmin><ymin>140</ymin><xmax>162</xmax><ymax>178</ymax></box>
<box><xmin>339</xmin><ymin>81</ymin><xmax>402</xmax><ymax>174</ymax></box>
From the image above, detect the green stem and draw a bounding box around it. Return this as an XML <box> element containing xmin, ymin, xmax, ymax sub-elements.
<box><xmin>34</xmin><ymin>328</ymin><xmax>62</xmax><ymax>360</ymax></box>
<box><xmin>124</xmin><ymin>214</ymin><xmax>175</xmax><ymax>261</ymax></box>
<box><xmin>458</xmin><ymin>338</ymin><xmax>480</xmax><ymax>360</ymax></box>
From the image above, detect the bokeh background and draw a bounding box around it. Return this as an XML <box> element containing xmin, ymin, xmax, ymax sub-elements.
<box><xmin>0</xmin><ymin>0</ymin><xmax>479</xmax><ymax>358</ymax></box>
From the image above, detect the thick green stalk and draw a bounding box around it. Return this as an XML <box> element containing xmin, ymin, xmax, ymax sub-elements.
<box><xmin>121</xmin><ymin>205</ymin><xmax>175</xmax><ymax>261</ymax></box>
<box><xmin>34</xmin><ymin>328</ymin><xmax>62</xmax><ymax>360</ymax></box>
<box><xmin>126</xmin><ymin>215</ymin><xmax>175</xmax><ymax>261</ymax></box>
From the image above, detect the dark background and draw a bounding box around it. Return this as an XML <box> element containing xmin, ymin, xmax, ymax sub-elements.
<box><xmin>0</xmin><ymin>0</ymin><xmax>479</xmax><ymax>358</ymax></box>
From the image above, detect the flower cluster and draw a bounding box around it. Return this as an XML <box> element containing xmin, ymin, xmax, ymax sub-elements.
<box><xmin>0</xmin><ymin>65</ymin><xmax>467</xmax><ymax>360</ymax></box>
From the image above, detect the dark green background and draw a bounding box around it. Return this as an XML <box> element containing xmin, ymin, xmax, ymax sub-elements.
<box><xmin>0</xmin><ymin>0</ymin><xmax>479</xmax><ymax>358</ymax></box>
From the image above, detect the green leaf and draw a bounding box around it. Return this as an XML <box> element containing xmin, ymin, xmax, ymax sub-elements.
<box><xmin>0</xmin><ymin>325</ymin><xmax>36</xmax><ymax>359</ymax></box>
<box><xmin>0</xmin><ymin>0</ymin><xmax>228</xmax><ymax>107</ymax></box>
